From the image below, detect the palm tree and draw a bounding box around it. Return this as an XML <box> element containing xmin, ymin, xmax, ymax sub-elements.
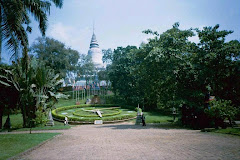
<box><xmin>0</xmin><ymin>0</ymin><xmax>63</xmax><ymax>62</ymax></box>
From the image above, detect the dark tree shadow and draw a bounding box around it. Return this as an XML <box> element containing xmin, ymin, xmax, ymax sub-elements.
<box><xmin>96</xmin><ymin>123</ymin><xmax>187</xmax><ymax>130</ymax></box>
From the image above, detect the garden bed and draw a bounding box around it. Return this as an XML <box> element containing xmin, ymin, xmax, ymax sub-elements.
<box><xmin>52</xmin><ymin>104</ymin><xmax>137</xmax><ymax>124</ymax></box>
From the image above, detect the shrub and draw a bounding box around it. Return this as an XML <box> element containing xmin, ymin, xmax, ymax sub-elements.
<box><xmin>59</xmin><ymin>86</ymin><xmax>73</xmax><ymax>92</ymax></box>
<box><xmin>135</xmin><ymin>107</ymin><xmax>142</xmax><ymax>113</ymax></box>
<box><xmin>34</xmin><ymin>109</ymin><xmax>47</xmax><ymax>126</ymax></box>
<box><xmin>205</xmin><ymin>99</ymin><xmax>238</xmax><ymax>127</ymax></box>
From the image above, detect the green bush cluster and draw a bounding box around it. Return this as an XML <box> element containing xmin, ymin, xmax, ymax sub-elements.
<box><xmin>52</xmin><ymin>104</ymin><xmax>136</xmax><ymax>123</ymax></box>
<box><xmin>205</xmin><ymin>99</ymin><xmax>239</xmax><ymax>127</ymax></box>
<box><xmin>135</xmin><ymin>107</ymin><xmax>142</xmax><ymax>113</ymax></box>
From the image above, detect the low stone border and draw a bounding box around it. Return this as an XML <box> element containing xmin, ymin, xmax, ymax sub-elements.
<box><xmin>53</xmin><ymin>116</ymin><xmax>137</xmax><ymax>125</ymax></box>
<box><xmin>9</xmin><ymin>133</ymin><xmax>62</xmax><ymax>160</ymax></box>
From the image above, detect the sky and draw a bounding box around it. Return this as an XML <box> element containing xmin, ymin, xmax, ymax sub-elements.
<box><xmin>2</xmin><ymin>0</ymin><xmax>240</xmax><ymax>63</ymax></box>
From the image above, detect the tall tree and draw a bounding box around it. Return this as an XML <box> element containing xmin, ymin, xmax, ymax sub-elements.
<box><xmin>77</xmin><ymin>54</ymin><xmax>95</xmax><ymax>83</ymax></box>
<box><xmin>102</xmin><ymin>48</ymin><xmax>113</xmax><ymax>65</ymax></box>
<box><xmin>107</xmin><ymin>46</ymin><xmax>138</xmax><ymax>104</ymax></box>
<box><xmin>30</xmin><ymin>37</ymin><xmax>79</xmax><ymax>78</ymax></box>
<box><xmin>0</xmin><ymin>57</ymin><xmax>65</xmax><ymax>127</ymax></box>
<box><xmin>0</xmin><ymin>0</ymin><xmax>63</xmax><ymax>62</ymax></box>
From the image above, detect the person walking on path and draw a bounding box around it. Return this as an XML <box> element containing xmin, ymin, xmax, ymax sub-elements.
<box><xmin>142</xmin><ymin>114</ymin><xmax>146</xmax><ymax>126</ymax></box>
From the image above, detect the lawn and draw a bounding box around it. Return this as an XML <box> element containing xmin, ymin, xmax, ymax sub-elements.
<box><xmin>0</xmin><ymin>133</ymin><xmax>60</xmax><ymax>160</ymax></box>
<box><xmin>1</xmin><ymin>113</ymin><xmax>70</xmax><ymax>132</ymax></box>
<box><xmin>55</xmin><ymin>98</ymin><xmax>76</xmax><ymax>108</ymax></box>
<box><xmin>212</xmin><ymin>128</ymin><xmax>240</xmax><ymax>136</ymax></box>
<box><xmin>1</xmin><ymin>98</ymin><xmax>176</xmax><ymax>131</ymax></box>
<box><xmin>55</xmin><ymin>97</ymin><xmax>92</xmax><ymax>108</ymax></box>
<box><xmin>1</xmin><ymin>98</ymin><xmax>84</xmax><ymax>131</ymax></box>
<box><xmin>144</xmin><ymin>111</ymin><xmax>176</xmax><ymax>123</ymax></box>
<box><xmin>1</xmin><ymin>114</ymin><xmax>23</xmax><ymax>129</ymax></box>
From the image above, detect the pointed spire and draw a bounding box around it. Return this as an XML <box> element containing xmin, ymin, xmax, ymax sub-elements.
<box><xmin>93</xmin><ymin>20</ymin><xmax>95</xmax><ymax>33</ymax></box>
<box><xmin>89</xmin><ymin>22</ymin><xmax>99</xmax><ymax>49</ymax></box>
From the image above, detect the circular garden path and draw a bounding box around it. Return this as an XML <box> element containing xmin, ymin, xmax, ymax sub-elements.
<box><xmin>18</xmin><ymin>122</ymin><xmax>240</xmax><ymax>160</ymax></box>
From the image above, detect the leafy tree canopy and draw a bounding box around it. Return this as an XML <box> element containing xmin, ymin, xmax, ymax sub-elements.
<box><xmin>30</xmin><ymin>37</ymin><xmax>80</xmax><ymax>78</ymax></box>
<box><xmin>106</xmin><ymin>23</ymin><xmax>240</xmax><ymax>113</ymax></box>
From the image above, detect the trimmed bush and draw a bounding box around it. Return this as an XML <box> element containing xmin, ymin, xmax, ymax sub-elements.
<box><xmin>52</xmin><ymin>104</ymin><xmax>136</xmax><ymax>123</ymax></box>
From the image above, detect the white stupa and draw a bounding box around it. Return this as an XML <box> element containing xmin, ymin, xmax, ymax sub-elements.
<box><xmin>87</xmin><ymin>30</ymin><xmax>104</xmax><ymax>68</ymax></box>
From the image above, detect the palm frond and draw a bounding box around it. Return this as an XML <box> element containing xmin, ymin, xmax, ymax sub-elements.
<box><xmin>23</xmin><ymin>0</ymin><xmax>50</xmax><ymax>36</ymax></box>
<box><xmin>50</xmin><ymin>0</ymin><xmax>63</xmax><ymax>8</ymax></box>
<box><xmin>1</xmin><ymin>0</ymin><xmax>28</xmax><ymax>57</ymax></box>
<box><xmin>0</xmin><ymin>79</ymin><xmax>11</xmax><ymax>87</ymax></box>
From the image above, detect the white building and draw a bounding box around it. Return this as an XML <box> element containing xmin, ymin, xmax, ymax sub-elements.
<box><xmin>87</xmin><ymin>31</ymin><xmax>105</xmax><ymax>68</ymax></box>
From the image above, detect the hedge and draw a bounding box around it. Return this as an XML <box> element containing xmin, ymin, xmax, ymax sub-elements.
<box><xmin>52</xmin><ymin>104</ymin><xmax>136</xmax><ymax>123</ymax></box>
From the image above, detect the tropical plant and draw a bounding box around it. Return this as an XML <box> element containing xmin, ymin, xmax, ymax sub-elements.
<box><xmin>0</xmin><ymin>57</ymin><xmax>67</xmax><ymax>127</ymax></box>
<box><xmin>0</xmin><ymin>0</ymin><xmax>63</xmax><ymax>62</ymax></box>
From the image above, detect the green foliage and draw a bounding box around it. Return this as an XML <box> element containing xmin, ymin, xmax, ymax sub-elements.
<box><xmin>0</xmin><ymin>57</ymin><xmax>66</xmax><ymax>127</ymax></box>
<box><xmin>135</xmin><ymin>107</ymin><xmax>142</xmax><ymax>113</ymax></box>
<box><xmin>30</xmin><ymin>37</ymin><xmax>80</xmax><ymax>78</ymax></box>
<box><xmin>76</xmin><ymin>54</ymin><xmax>95</xmax><ymax>83</ymax></box>
<box><xmin>203</xmin><ymin>128</ymin><xmax>240</xmax><ymax>136</ymax></box>
<box><xmin>1</xmin><ymin>113</ymin><xmax>70</xmax><ymax>131</ymax></box>
<box><xmin>102</xmin><ymin>48</ymin><xmax>113</xmax><ymax>64</ymax></box>
<box><xmin>107</xmin><ymin>46</ymin><xmax>139</xmax><ymax>105</ymax></box>
<box><xmin>34</xmin><ymin>109</ymin><xmax>47</xmax><ymax>126</ymax></box>
<box><xmin>97</xmin><ymin>70</ymin><xmax>109</xmax><ymax>81</ymax></box>
<box><xmin>205</xmin><ymin>100</ymin><xmax>238</xmax><ymax>121</ymax></box>
<box><xmin>106</xmin><ymin>23</ymin><xmax>240</xmax><ymax>117</ymax></box>
<box><xmin>0</xmin><ymin>0</ymin><xmax>63</xmax><ymax>62</ymax></box>
<box><xmin>60</xmin><ymin>86</ymin><xmax>73</xmax><ymax>92</ymax></box>
<box><xmin>0</xmin><ymin>133</ymin><xmax>60</xmax><ymax>160</ymax></box>
<box><xmin>213</xmin><ymin>128</ymin><xmax>240</xmax><ymax>136</ymax></box>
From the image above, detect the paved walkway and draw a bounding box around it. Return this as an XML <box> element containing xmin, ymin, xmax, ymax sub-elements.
<box><xmin>15</xmin><ymin>123</ymin><xmax>240</xmax><ymax>160</ymax></box>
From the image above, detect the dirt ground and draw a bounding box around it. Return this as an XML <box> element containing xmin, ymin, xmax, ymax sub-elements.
<box><xmin>15</xmin><ymin>122</ymin><xmax>240</xmax><ymax>160</ymax></box>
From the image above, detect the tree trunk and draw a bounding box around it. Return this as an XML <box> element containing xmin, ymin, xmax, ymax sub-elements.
<box><xmin>0</xmin><ymin>7</ymin><xmax>2</xmax><ymax>63</ymax></box>
<box><xmin>0</xmin><ymin>105</ymin><xmax>4</xmax><ymax>129</ymax></box>
<box><xmin>21</xmin><ymin>104</ymin><xmax>27</xmax><ymax>128</ymax></box>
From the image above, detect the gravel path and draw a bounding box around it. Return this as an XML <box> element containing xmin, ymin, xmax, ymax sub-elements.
<box><xmin>17</xmin><ymin>122</ymin><xmax>240</xmax><ymax>160</ymax></box>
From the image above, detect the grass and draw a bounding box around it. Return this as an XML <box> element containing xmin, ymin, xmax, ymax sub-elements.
<box><xmin>1</xmin><ymin>98</ymin><xmax>88</xmax><ymax>131</ymax></box>
<box><xmin>1</xmin><ymin>113</ymin><xmax>70</xmax><ymax>132</ymax></box>
<box><xmin>2</xmin><ymin>114</ymin><xmax>23</xmax><ymax>129</ymax></box>
<box><xmin>55</xmin><ymin>97</ymin><xmax>92</xmax><ymax>108</ymax></box>
<box><xmin>211</xmin><ymin>128</ymin><xmax>240</xmax><ymax>136</ymax></box>
<box><xmin>0</xmin><ymin>133</ymin><xmax>60</xmax><ymax>160</ymax></box>
<box><xmin>14</xmin><ymin>121</ymin><xmax>71</xmax><ymax>132</ymax></box>
<box><xmin>144</xmin><ymin>111</ymin><xmax>177</xmax><ymax>123</ymax></box>
<box><xmin>55</xmin><ymin>98</ymin><xmax>76</xmax><ymax>108</ymax></box>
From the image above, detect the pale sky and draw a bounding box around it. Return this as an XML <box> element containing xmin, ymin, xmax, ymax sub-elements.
<box><xmin>2</xmin><ymin>0</ymin><xmax>240</xmax><ymax>63</ymax></box>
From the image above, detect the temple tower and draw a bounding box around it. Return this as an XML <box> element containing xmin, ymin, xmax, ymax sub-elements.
<box><xmin>87</xmin><ymin>30</ymin><xmax>104</xmax><ymax>68</ymax></box>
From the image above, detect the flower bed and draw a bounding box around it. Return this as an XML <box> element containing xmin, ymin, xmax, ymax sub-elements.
<box><xmin>52</xmin><ymin>104</ymin><xmax>136</xmax><ymax>124</ymax></box>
